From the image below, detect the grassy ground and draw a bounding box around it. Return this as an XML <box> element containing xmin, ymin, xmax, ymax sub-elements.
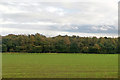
<box><xmin>2</xmin><ymin>53</ymin><xmax>118</xmax><ymax>78</ymax></box>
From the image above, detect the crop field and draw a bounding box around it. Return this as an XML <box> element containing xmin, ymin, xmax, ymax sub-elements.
<box><xmin>2</xmin><ymin>53</ymin><xmax>118</xmax><ymax>78</ymax></box>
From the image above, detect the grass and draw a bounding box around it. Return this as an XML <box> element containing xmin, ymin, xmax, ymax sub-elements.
<box><xmin>2</xmin><ymin>53</ymin><xmax>118</xmax><ymax>78</ymax></box>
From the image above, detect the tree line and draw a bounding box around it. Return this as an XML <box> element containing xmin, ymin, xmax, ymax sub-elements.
<box><xmin>2</xmin><ymin>33</ymin><xmax>118</xmax><ymax>54</ymax></box>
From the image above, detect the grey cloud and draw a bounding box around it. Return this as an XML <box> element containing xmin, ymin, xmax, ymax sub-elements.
<box><xmin>0</xmin><ymin>1</ymin><xmax>118</xmax><ymax>37</ymax></box>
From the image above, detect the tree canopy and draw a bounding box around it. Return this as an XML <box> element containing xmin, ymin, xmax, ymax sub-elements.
<box><xmin>2</xmin><ymin>33</ymin><xmax>118</xmax><ymax>54</ymax></box>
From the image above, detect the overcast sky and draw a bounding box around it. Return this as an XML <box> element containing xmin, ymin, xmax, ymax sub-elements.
<box><xmin>0</xmin><ymin>0</ymin><xmax>118</xmax><ymax>37</ymax></box>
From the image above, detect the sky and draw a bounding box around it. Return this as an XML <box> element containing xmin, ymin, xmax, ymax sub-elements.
<box><xmin>0</xmin><ymin>0</ymin><xmax>118</xmax><ymax>37</ymax></box>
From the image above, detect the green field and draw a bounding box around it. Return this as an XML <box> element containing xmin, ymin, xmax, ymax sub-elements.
<box><xmin>2</xmin><ymin>53</ymin><xmax>118</xmax><ymax>78</ymax></box>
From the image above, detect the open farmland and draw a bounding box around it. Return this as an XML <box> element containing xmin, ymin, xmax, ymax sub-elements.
<box><xmin>2</xmin><ymin>53</ymin><xmax>118</xmax><ymax>78</ymax></box>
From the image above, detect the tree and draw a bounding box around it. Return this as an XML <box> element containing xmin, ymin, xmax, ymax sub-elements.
<box><xmin>2</xmin><ymin>34</ymin><xmax>118</xmax><ymax>54</ymax></box>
